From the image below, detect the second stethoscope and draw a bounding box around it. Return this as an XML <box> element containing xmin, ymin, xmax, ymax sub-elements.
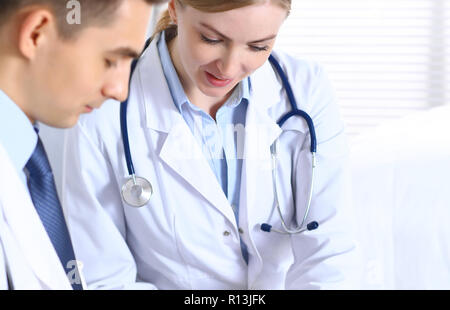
<box><xmin>120</xmin><ymin>42</ymin><xmax>319</xmax><ymax>235</ymax></box>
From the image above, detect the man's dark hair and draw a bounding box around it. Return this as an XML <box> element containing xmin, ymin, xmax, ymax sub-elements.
<box><xmin>0</xmin><ymin>0</ymin><xmax>167</xmax><ymax>38</ymax></box>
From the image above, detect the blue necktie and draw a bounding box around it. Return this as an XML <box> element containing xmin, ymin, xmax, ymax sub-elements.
<box><xmin>26</xmin><ymin>136</ymin><xmax>83</xmax><ymax>290</ymax></box>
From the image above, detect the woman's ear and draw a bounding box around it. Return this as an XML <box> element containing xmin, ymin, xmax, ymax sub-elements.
<box><xmin>17</xmin><ymin>9</ymin><xmax>55</xmax><ymax>60</ymax></box>
<box><xmin>167</xmin><ymin>0</ymin><xmax>178</xmax><ymax>25</ymax></box>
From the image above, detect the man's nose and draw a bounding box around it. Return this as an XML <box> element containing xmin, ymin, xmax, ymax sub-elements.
<box><xmin>101</xmin><ymin>67</ymin><xmax>131</xmax><ymax>102</ymax></box>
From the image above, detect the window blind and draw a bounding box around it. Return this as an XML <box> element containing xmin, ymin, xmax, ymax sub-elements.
<box><xmin>275</xmin><ymin>0</ymin><xmax>450</xmax><ymax>138</ymax></box>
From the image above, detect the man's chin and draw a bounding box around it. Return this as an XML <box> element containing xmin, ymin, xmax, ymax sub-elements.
<box><xmin>45</xmin><ymin>115</ymin><xmax>81</xmax><ymax>129</ymax></box>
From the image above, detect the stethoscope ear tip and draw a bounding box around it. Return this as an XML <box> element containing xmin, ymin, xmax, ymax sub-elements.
<box><xmin>307</xmin><ymin>221</ymin><xmax>319</xmax><ymax>231</ymax></box>
<box><xmin>260</xmin><ymin>223</ymin><xmax>272</xmax><ymax>233</ymax></box>
<box><xmin>261</xmin><ymin>221</ymin><xmax>319</xmax><ymax>234</ymax></box>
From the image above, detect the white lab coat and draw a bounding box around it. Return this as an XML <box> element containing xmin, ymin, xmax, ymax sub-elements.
<box><xmin>0</xmin><ymin>143</ymin><xmax>72</xmax><ymax>290</ymax></box>
<box><xmin>62</xmin><ymin>36</ymin><xmax>362</xmax><ymax>290</ymax></box>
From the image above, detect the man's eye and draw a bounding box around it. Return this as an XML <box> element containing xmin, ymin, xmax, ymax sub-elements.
<box><xmin>105</xmin><ymin>59</ymin><xmax>117</xmax><ymax>68</ymax></box>
<box><xmin>201</xmin><ymin>34</ymin><xmax>221</xmax><ymax>44</ymax></box>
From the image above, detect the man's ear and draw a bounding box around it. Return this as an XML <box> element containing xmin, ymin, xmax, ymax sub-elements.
<box><xmin>18</xmin><ymin>9</ymin><xmax>55</xmax><ymax>60</ymax></box>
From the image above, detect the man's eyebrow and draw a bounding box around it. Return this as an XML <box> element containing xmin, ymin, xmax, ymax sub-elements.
<box><xmin>108</xmin><ymin>47</ymin><xmax>141</xmax><ymax>59</ymax></box>
<box><xmin>200</xmin><ymin>22</ymin><xmax>276</xmax><ymax>44</ymax></box>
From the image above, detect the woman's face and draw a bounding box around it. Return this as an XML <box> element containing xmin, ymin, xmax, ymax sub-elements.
<box><xmin>169</xmin><ymin>1</ymin><xmax>288</xmax><ymax>100</ymax></box>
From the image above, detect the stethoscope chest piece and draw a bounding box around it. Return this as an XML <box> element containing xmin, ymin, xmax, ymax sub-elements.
<box><xmin>121</xmin><ymin>176</ymin><xmax>153</xmax><ymax>208</ymax></box>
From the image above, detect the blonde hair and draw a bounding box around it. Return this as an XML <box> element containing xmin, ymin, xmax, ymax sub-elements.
<box><xmin>152</xmin><ymin>0</ymin><xmax>291</xmax><ymax>41</ymax></box>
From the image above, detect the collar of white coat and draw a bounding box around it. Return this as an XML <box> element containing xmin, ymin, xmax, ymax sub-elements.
<box><xmin>137</xmin><ymin>33</ymin><xmax>283</xmax><ymax>138</ymax></box>
<box><xmin>0</xmin><ymin>144</ymin><xmax>72</xmax><ymax>290</ymax></box>
<box><xmin>0</xmin><ymin>90</ymin><xmax>38</xmax><ymax>181</ymax></box>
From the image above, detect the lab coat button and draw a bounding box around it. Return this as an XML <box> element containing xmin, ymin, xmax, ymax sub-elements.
<box><xmin>223</xmin><ymin>231</ymin><xmax>231</xmax><ymax>237</ymax></box>
<box><xmin>238</xmin><ymin>228</ymin><xmax>244</xmax><ymax>234</ymax></box>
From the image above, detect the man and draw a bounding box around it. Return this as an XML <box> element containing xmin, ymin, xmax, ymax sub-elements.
<box><xmin>0</xmin><ymin>0</ymin><xmax>166</xmax><ymax>290</ymax></box>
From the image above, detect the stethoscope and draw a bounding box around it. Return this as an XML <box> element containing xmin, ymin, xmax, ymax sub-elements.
<box><xmin>120</xmin><ymin>39</ymin><xmax>154</xmax><ymax>208</ymax></box>
<box><xmin>260</xmin><ymin>55</ymin><xmax>319</xmax><ymax>235</ymax></box>
<box><xmin>120</xmin><ymin>38</ymin><xmax>319</xmax><ymax>235</ymax></box>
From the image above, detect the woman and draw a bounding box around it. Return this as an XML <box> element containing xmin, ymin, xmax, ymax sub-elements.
<box><xmin>63</xmin><ymin>0</ymin><xmax>361</xmax><ymax>289</ymax></box>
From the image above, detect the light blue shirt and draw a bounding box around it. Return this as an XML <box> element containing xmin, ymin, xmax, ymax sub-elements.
<box><xmin>0</xmin><ymin>89</ymin><xmax>37</xmax><ymax>186</ymax></box>
<box><xmin>158</xmin><ymin>33</ymin><xmax>250</xmax><ymax>263</ymax></box>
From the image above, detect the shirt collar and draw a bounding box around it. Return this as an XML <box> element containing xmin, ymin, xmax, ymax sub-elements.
<box><xmin>157</xmin><ymin>31</ymin><xmax>252</xmax><ymax>113</ymax></box>
<box><xmin>224</xmin><ymin>76</ymin><xmax>251</xmax><ymax>109</ymax></box>
<box><xmin>157</xmin><ymin>31</ymin><xmax>190</xmax><ymax>113</ymax></box>
<box><xmin>0</xmin><ymin>89</ymin><xmax>38</xmax><ymax>174</ymax></box>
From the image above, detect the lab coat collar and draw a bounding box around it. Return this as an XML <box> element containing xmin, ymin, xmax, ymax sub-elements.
<box><xmin>0</xmin><ymin>144</ymin><xmax>72</xmax><ymax>289</ymax></box>
<box><xmin>0</xmin><ymin>90</ymin><xmax>38</xmax><ymax>179</ymax></box>
<box><xmin>138</xmin><ymin>34</ymin><xmax>180</xmax><ymax>134</ymax></box>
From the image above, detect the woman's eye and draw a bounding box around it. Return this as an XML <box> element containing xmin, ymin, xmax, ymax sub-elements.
<box><xmin>201</xmin><ymin>35</ymin><xmax>221</xmax><ymax>44</ymax></box>
<box><xmin>250</xmin><ymin>45</ymin><xmax>269</xmax><ymax>52</ymax></box>
<box><xmin>200</xmin><ymin>33</ymin><xmax>269</xmax><ymax>52</ymax></box>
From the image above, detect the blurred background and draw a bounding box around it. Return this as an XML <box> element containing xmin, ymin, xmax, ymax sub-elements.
<box><xmin>276</xmin><ymin>0</ymin><xmax>449</xmax><ymax>139</ymax></box>
<box><xmin>275</xmin><ymin>0</ymin><xmax>450</xmax><ymax>290</ymax></box>
<box><xmin>41</xmin><ymin>0</ymin><xmax>450</xmax><ymax>289</ymax></box>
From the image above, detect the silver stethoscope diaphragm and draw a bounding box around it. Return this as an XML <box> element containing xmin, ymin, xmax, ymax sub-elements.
<box><xmin>121</xmin><ymin>175</ymin><xmax>153</xmax><ymax>208</ymax></box>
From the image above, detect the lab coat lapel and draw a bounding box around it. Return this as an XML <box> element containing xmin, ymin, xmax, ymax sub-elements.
<box><xmin>160</xmin><ymin>124</ymin><xmax>236</xmax><ymax>225</ymax></box>
<box><xmin>139</xmin><ymin>37</ymin><xmax>236</xmax><ymax>226</ymax></box>
<box><xmin>0</xmin><ymin>145</ymin><xmax>71</xmax><ymax>289</ymax></box>
<box><xmin>240</xmin><ymin>60</ymin><xmax>283</xmax><ymax>287</ymax></box>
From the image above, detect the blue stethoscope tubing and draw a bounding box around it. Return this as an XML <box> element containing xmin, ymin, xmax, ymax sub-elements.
<box><xmin>268</xmin><ymin>55</ymin><xmax>317</xmax><ymax>153</ymax></box>
<box><xmin>261</xmin><ymin>55</ymin><xmax>319</xmax><ymax>234</ymax></box>
<box><xmin>121</xmin><ymin>38</ymin><xmax>152</xmax><ymax>179</ymax></box>
<box><xmin>120</xmin><ymin>59</ymin><xmax>139</xmax><ymax>178</ymax></box>
<box><xmin>120</xmin><ymin>46</ymin><xmax>319</xmax><ymax>234</ymax></box>
<box><xmin>119</xmin><ymin>44</ymin><xmax>154</xmax><ymax>208</ymax></box>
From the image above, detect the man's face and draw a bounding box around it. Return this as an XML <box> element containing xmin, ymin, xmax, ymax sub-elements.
<box><xmin>27</xmin><ymin>0</ymin><xmax>152</xmax><ymax>128</ymax></box>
